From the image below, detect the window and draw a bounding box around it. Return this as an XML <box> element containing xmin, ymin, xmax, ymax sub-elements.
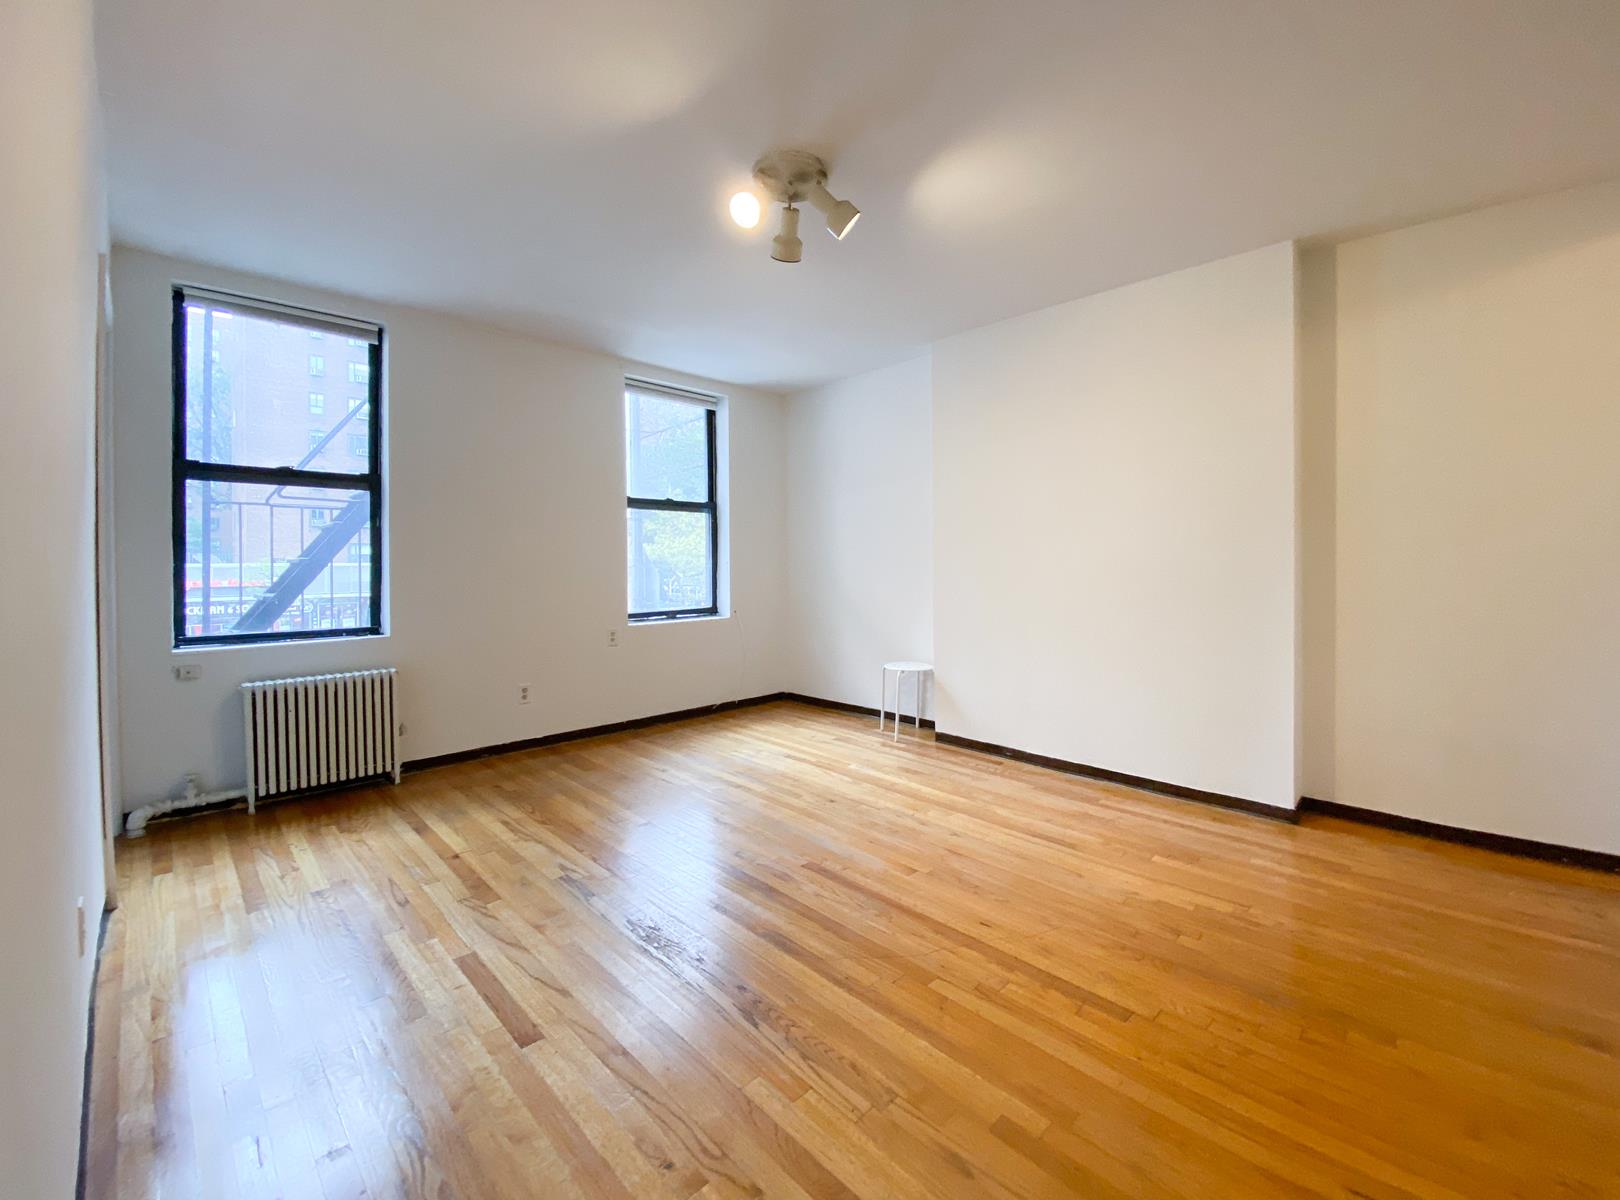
<box><xmin>625</xmin><ymin>380</ymin><xmax>718</xmax><ymax>619</ymax></box>
<box><xmin>348</xmin><ymin>361</ymin><xmax>369</xmax><ymax>385</ymax></box>
<box><xmin>173</xmin><ymin>286</ymin><xmax>383</xmax><ymax>645</ymax></box>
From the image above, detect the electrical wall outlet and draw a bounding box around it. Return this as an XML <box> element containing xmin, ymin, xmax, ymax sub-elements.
<box><xmin>518</xmin><ymin>684</ymin><xmax>531</xmax><ymax>705</ymax></box>
<box><xmin>174</xmin><ymin>663</ymin><xmax>200</xmax><ymax>682</ymax></box>
<box><xmin>607</xmin><ymin>629</ymin><xmax>619</xmax><ymax>648</ymax></box>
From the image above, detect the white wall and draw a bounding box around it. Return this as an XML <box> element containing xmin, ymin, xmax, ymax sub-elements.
<box><xmin>1329</xmin><ymin>181</ymin><xmax>1620</xmax><ymax>854</ymax></box>
<box><xmin>110</xmin><ymin>248</ymin><xmax>787</xmax><ymax>811</ymax></box>
<box><xmin>932</xmin><ymin>244</ymin><xmax>1301</xmax><ymax>809</ymax></box>
<box><xmin>785</xmin><ymin>355</ymin><xmax>934</xmax><ymax>715</ymax></box>
<box><xmin>0</xmin><ymin>0</ymin><xmax>109</xmax><ymax>1195</ymax></box>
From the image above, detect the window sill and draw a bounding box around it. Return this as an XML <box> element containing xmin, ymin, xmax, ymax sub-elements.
<box><xmin>173</xmin><ymin>631</ymin><xmax>392</xmax><ymax>655</ymax></box>
<box><xmin>628</xmin><ymin>613</ymin><xmax>728</xmax><ymax>626</ymax></box>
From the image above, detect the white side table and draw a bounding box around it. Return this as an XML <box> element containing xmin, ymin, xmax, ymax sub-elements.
<box><xmin>880</xmin><ymin>661</ymin><xmax>933</xmax><ymax>741</ymax></box>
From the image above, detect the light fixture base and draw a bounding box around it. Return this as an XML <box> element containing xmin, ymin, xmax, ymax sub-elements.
<box><xmin>751</xmin><ymin>150</ymin><xmax>828</xmax><ymax>205</ymax></box>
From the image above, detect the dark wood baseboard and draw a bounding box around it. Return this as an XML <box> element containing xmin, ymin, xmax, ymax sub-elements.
<box><xmin>407</xmin><ymin>693</ymin><xmax>1278</xmax><ymax>827</ymax></box>
<box><xmin>402</xmin><ymin>693</ymin><xmax>792</xmax><ymax>774</ymax></box>
<box><xmin>933</xmin><ymin>730</ymin><xmax>1299</xmax><ymax>824</ymax></box>
<box><xmin>1298</xmin><ymin>797</ymin><xmax>1620</xmax><ymax>874</ymax></box>
<box><xmin>130</xmin><ymin>688</ymin><xmax>1620</xmax><ymax>877</ymax></box>
<box><xmin>353</xmin><ymin>693</ymin><xmax>1614</xmax><ymax>873</ymax></box>
<box><xmin>402</xmin><ymin>690</ymin><xmax>937</xmax><ymax>776</ymax></box>
<box><xmin>779</xmin><ymin>691</ymin><xmax>936</xmax><ymax>730</ymax></box>
<box><xmin>75</xmin><ymin>907</ymin><xmax>111</xmax><ymax>1200</ymax></box>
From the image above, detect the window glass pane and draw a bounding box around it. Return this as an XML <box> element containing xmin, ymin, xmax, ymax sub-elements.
<box><xmin>293</xmin><ymin>406</ymin><xmax>370</xmax><ymax>473</ymax></box>
<box><xmin>183</xmin><ymin>302</ymin><xmax>370</xmax><ymax>470</ymax></box>
<box><xmin>627</xmin><ymin>509</ymin><xmax>713</xmax><ymax>613</ymax></box>
<box><xmin>625</xmin><ymin>390</ymin><xmax>709</xmax><ymax>501</ymax></box>
<box><xmin>181</xmin><ymin>479</ymin><xmax>372</xmax><ymax>638</ymax></box>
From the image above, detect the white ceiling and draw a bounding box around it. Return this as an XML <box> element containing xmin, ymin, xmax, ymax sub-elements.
<box><xmin>97</xmin><ymin>0</ymin><xmax>1620</xmax><ymax>390</ymax></box>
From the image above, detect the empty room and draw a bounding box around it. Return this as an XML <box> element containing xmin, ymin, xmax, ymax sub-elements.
<box><xmin>5</xmin><ymin>1</ymin><xmax>1620</xmax><ymax>1197</ymax></box>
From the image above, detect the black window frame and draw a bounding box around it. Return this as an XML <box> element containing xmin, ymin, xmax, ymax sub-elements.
<box><xmin>626</xmin><ymin>383</ymin><xmax>720</xmax><ymax>622</ymax></box>
<box><xmin>171</xmin><ymin>287</ymin><xmax>385</xmax><ymax>647</ymax></box>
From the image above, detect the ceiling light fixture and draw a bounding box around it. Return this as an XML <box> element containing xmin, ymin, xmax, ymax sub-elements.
<box><xmin>743</xmin><ymin>149</ymin><xmax>861</xmax><ymax>263</ymax></box>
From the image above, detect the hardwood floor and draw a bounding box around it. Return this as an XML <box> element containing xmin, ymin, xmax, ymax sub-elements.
<box><xmin>87</xmin><ymin>701</ymin><xmax>1620</xmax><ymax>1199</ymax></box>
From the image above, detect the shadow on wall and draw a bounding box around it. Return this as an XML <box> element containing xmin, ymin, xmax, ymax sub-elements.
<box><xmin>1344</xmin><ymin>183</ymin><xmax>1620</xmax><ymax>301</ymax></box>
<box><xmin>1297</xmin><ymin>243</ymin><xmax>1336</xmax><ymax>802</ymax></box>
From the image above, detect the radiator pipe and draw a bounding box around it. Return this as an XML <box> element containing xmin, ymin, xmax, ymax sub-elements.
<box><xmin>124</xmin><ymin>775</ymin><xmax>247</xmax><ymax>837</ymax></box>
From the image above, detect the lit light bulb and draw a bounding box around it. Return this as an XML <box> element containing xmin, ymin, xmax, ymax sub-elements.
<box><xmin>729</xmin><ymin>191</ymin><xmax>761</xmax><ymax>229</ymax></box>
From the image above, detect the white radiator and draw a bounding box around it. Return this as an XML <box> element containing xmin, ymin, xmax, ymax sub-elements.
<box><xmin>241</xmin><ymin>668</ymin><xmax>400</xmax><ymax>811</ymax></box>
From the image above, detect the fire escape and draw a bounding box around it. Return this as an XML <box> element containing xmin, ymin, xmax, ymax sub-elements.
<box><xmin>230</xmin><ymin>400</ymin><xmax>371</xmax><ymax>634</ymax></box>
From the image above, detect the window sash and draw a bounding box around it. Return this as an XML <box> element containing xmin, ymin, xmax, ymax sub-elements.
<box><xmin>626</xmin><ymin>386</ymin><xmax>715</xmax><ymax>504</ymax></box>
<box><xmin>624</xmin><ymin>376</ymin><xmax>720</xmax><ymax>409</ymax></box>
<box><xmin>177</xmin><ymin>284</ymin><xmax>381</xmax><ymax>343</ymax></box>
<box><xmin>627</xmin><ymin>401</ymin><xmax>718</xmax><ymax>620</ymax></box>
<box><xmin>171</xmin><ymin>287</ymin><xmax>385</xmax><ymax>646</ymax></box>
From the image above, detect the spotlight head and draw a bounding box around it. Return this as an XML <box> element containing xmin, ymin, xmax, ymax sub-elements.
<box><xmin>770</xmin><ymin>205</ymin><xmax>802</xmax><ymax>263</ymax></box>
<box><xmin>805</xmin><ymin>182</ymin><xmax>861</xmax><ymax>240</ymax></box>
<box><xmin>824</xmin><ymin>199</ymin><xmax>860</xmax><ymax>240</ymax></box>
<box><xmin>728</xmin><ymin>190</ymin><xmax>761</xmax><ymax>229</ymax></box>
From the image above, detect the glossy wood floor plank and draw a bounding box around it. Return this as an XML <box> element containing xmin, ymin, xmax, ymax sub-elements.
<box><xmin>88</xmin><ymin>702</ymin><xmax>1620</xmax><ymax>1199</ymax></box>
